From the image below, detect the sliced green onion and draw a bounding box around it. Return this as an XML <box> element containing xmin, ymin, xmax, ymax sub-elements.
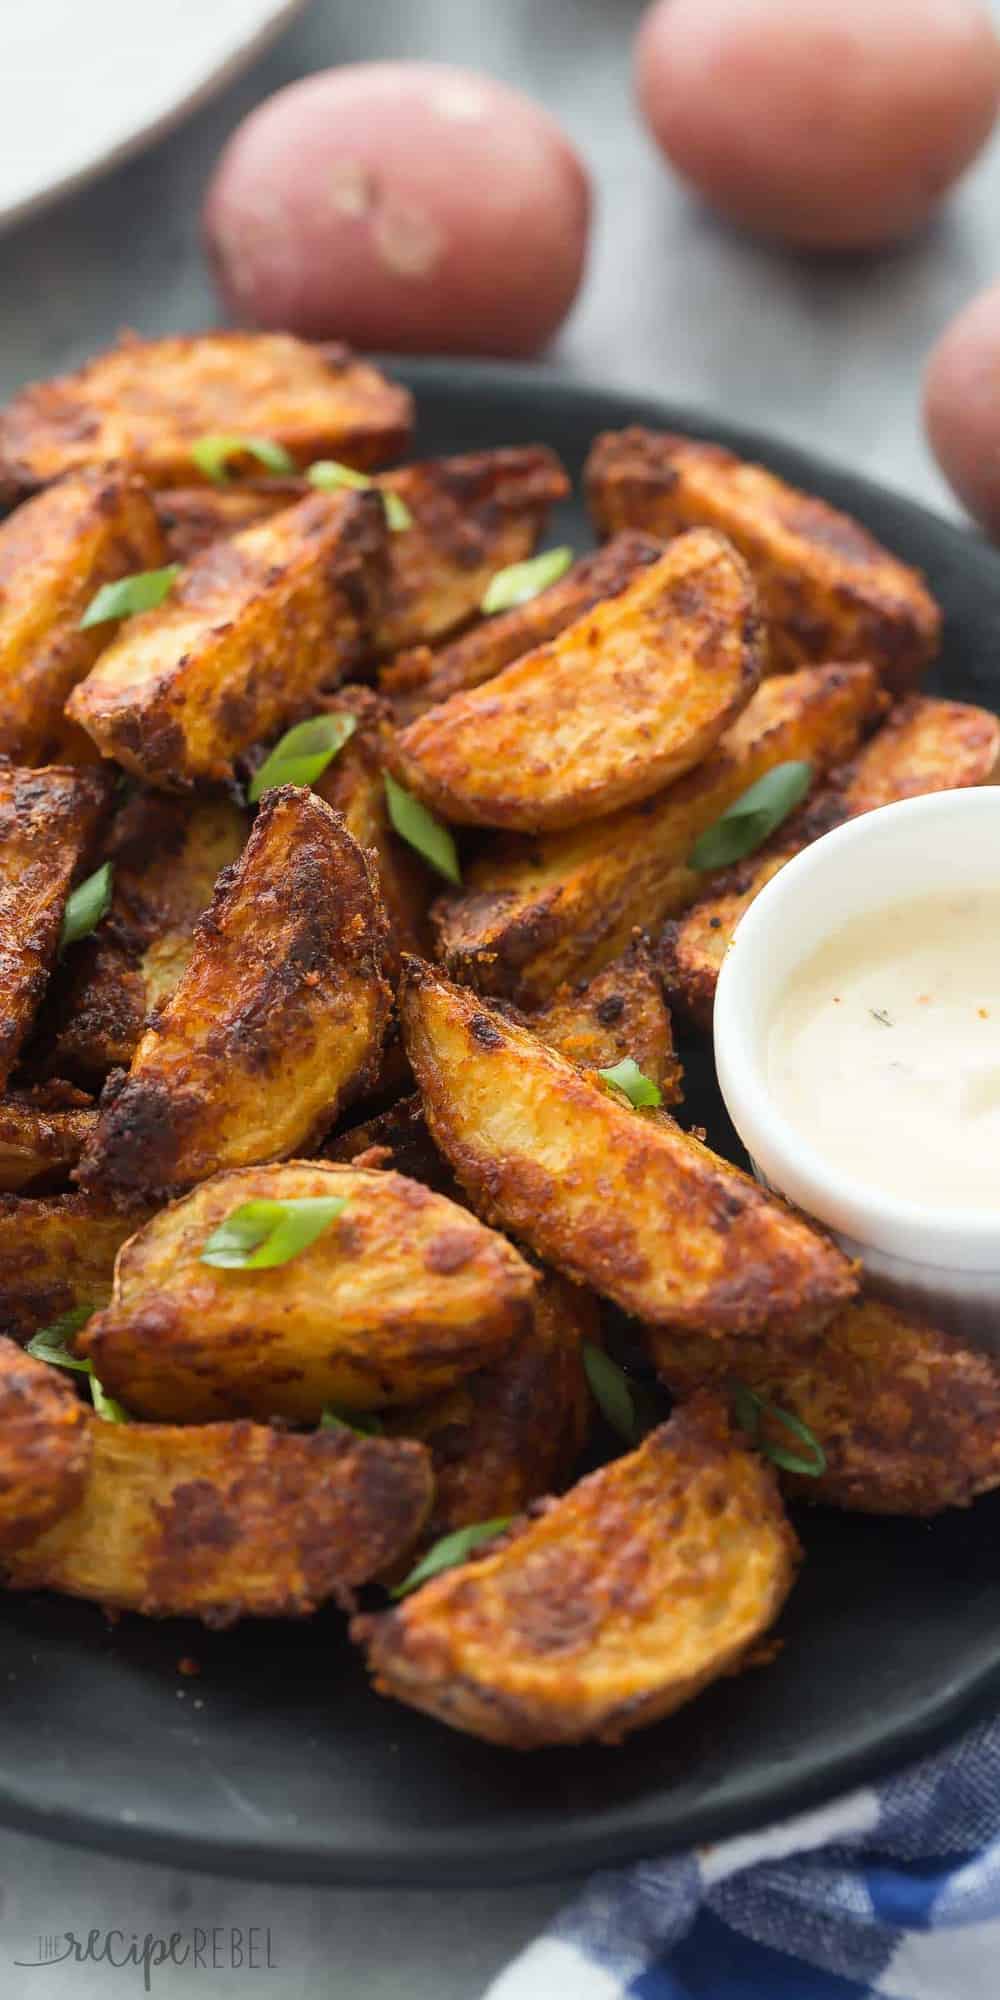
<box><xmin>248</xmin><ymin>712</ymin><xmax>357</xmax><ymax>805</ymax></box>
<box><xmin>481</xmin><ymin>546</ymin><xmax>573</xmax><ymax>615</ymax></box>
<box><xmin>58</xmin><ymin>863</ymin><xmax>113</xmax><ymax>957</ymax></box>
<box><xmin>391</xmin><ymin>1518</ymin><xmax>511</xmax><ymax>1599</ymax></box>
<box><xmin>191</xmin><ymin>433</ymin><xmax>297</xmax><ymax>483</ymax></box>
<box><xmin>597</xmin><ymin>1057</ymin><xmax>662</xmax><ymax>1110</ymax></box>
<box><xmin>89</xmin><ymin>1376</ymin><xmax>129</xmax><ymax>1424</ymax></box>
<box><xmin>690</xmin><ymin>761</ymin><xmax>812</xmax><ymax>870</ymax></box>
<box><xmin>307</xmin><ymin>459</ymin><xmax>413</xmax><ymax>531</ymax></box>
<box><xmin>200</xmin><ymin>1196</ymin><xmax>347</xmax><ymax>1271</ymax></box>
<box><xmin>733</xmin><ymin>1382</ymin><xmax>827</xmax><ymax>1478</ymax></box>
<box><xmin>320</xmin><ymin>1407</ymin><xmax>384</xmax><ymax>1437</ymax></box>
<box><xmin>27</xmin><ymin>1310</ymin><xmax>128</xmax><ymax>1422</ymax></box>
<box><xmin>79</xmin><ymin>566</ymin><xmax>180</xmax><ymax>629</ymax></box>
<box><xmin>384</xmin><ymin>773</ymin><xmax>461</xmax><ymax>885</ymax></box>
<box><xmin>582</xmin><ymin>1341</ymin><xmax>638</xmax><ymax>1443</ymax></box>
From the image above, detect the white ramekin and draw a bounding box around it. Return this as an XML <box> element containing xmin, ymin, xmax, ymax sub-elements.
<box><xmin>713</xmin><ymin>788</ymin><xmax>1000</xmax><ymax>1352</ymax></box>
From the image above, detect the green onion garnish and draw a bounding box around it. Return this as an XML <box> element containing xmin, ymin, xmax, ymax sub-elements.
<box><xmin>27</xmin><ymin>1310</ymin><xmax>128</xmax><ymax>1422</ymax></box>
<box><xmin>384</xmin><ymin>773</ymin><xmax>461</xmax><ymax>885</ymax></box>
<box><xmin>597</xmin><ymin>1058</ymin><xmax>662</xmax><ymax>1110</ymax></box>
<box><xmin>689</xmin><ymin>761</ymin><xmax>813</xmax><ymax>870</ymax></box>
<box><xmin>320</xmin><ymin>1407</ymin><xmax>384</xmax><ymax>1437</ymax></box>
<box><xmin>481</xmin><ymin>547</ymin><xmax>573</xmax><ymax>615</ymax></box>
<box><xmin>307</xmin><ymin>460</ymin><xmax>412</xmax><ymax>531</ymax></box>
<box><xmin>200</xmin><ymin>1197</ymin><xmax>347</xmax><ymax>1271</ymax></box>
<box><xmin>733</xmin><ymin>1382</ymin><xmax>827</xmax><ymax>1477</ymax></box>
<box><xmin>391</xmin><ymin>1518</ymin><xmax>511</xmax><ymax>1599</ymax></box>
<box><xmin>248</xmin><ymin>713</ymin><xmax>357</xmax><ymax>805</ymax></box>
<box><xmin>58</xmin><ymin>863</ymin><xmax>113</xmax><ymax>957</ymax></box>
<box><xmin>191</xmin><ymin>434</ymin><xmax>297</xmax><ymax>483</ymax></box>
<box><xmin>79</xmin><ymin>566</ymin><xmax>180</xmax><ymax>629</ymax></box>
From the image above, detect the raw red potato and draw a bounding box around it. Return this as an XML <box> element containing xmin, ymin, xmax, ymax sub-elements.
<box><xmin>925</xmin><ymin>280</ymin><xmax>1000</xmax><ymax>539</ymax></box>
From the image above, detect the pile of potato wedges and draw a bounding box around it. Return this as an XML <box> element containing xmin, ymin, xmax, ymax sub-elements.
<box><xmin>0</xmin><ymin>329</ymin><xmax>998</xmax><ymax>1751</ymax></box>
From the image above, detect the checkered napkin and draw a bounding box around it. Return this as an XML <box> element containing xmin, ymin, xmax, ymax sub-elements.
<box><xmin>484</xmin><ymin>1720</ymin><xmax>1000</xmax><ymax>2000</ymax></box>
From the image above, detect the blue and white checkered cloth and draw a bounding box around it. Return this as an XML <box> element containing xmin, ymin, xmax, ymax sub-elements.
<box><xmin>485</xmin><ymin>1721</ymin><xmax>1000</xmax><ymax>2000</ymax></box>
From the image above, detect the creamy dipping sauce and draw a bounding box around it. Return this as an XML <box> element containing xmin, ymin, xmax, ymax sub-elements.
<box><xmin>766</xmin><ymin>890</ymin><xmax>1000</xmax><ymax>1210</ymax></box>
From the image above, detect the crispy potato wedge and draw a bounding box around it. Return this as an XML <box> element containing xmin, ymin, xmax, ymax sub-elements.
<box><xmin>434</xmin><ymin>662</ymin><xmax>883</xmax><ymax>1005</ymax></box>
<box><xmin>0</xmin><ymin>1336</ymin><xmax>93</xmax><ymax>1553</ymax></box>
<box><xmin>67</xmin><ymin>489</ymin><xmax>386</xmax><ymax>785</ymax></box>
<box><xmin>401</xmin><ymin>960</ymin><xmax>856</xmax><ymax>1336</ymax></box>
<box><xmin>0</xmin><ymin>469</ymin><xmax>166</xmax><ymax>765</ymax></box>
<box><xmin>503</xmin><ymin>945</ymin><xmax>683</xmax><ymax>1105</ymax></box>
<box><xmin>326</xmin><ymin>1093</ymin><xmax>458</xmax><ymax>1193</ymax></box>
<box><xmin>155</xmin><ymin>481</ymin><xmax>303</xmax><ymax>562</ymax></box>
<box><xmin>312</xmin><ymin>686</ymin><xmax>432</xmax><ymax>978</ymax></box>
<box><xmin>0</xmin><ymin>1087</ymin><xmax>97</xmax><ymax>1193</ymax></box>
<box><xmin>75</xmin><ymin>787</ymin><xmax>390</xmax><ymax>1200</ymax></box>
<box><xmin>0</xmin><ymin>1193</ymin><xmax>146</xmax><ymax>1341</ymax></box>
<box><xmin>4</xmin><ymin>1414</ymin><xmax>433</xmax><ymax>1623</ymax></box>
<box><xmin>645</xmin><ymin>1296</ymin><xmax>1000</xmax><ymax>1516</ymax></box>
<box><xmin>388</xmin><ymin>530</ymin><xmax>762</xmax><ymax>831</ymax></box>
<box><xmin>80</xmin><ymin>1160</ymin><xmax>539</xmax><ymax>1423</ymax></box>
<box><xmin>0</xmin><ymin>332</ymin><xmax>412</xmax><ymax>500</ymax></box>
<box><xmin>354</xmin><ymin>1394</ymin><xmax>799</xmax><ymax>1747</ymax></box>
<box><xmin>381</xmin><ymin>531</ymin><xmax>665</xmax><ymax>722</ymax></box>
<box><xmin>662</xmin><ymin>694</ymin><xmax>1000</xmax><ymax>1027</ymax></box>
<box><xmin>586</xmin><ymin>429</ymin><xmax>940</xmax><ymax>692</ymax></box>
<box><xmin>0</xmin><ymin>765</ymin><xmax>112</xmax><ymax>1086</ymax></box>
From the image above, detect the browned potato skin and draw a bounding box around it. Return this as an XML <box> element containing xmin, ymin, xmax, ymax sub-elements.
<box><xmin>4</xmin><ymin>1414</ymin><xmax>433</xmax><ymax>1624</ymax></box>
<box><xmin>0</xmin><ymin>765</ymin><xmax>113</xmax><ymax>1087</ymax></box>
<box><xmin>0</xmin><ymin>1336</ymin><xmax>93</xmax><ymax>1553</ymax></box>
<box><xmin>503</xmin><ymin>945</ymin><xmax>683</xmax><ymax>1106</ymax></box>
<box><xmin>75</xmin><ymin>788</ymin><xmax>390</xmax><ymax>1201</ymax></box>
<box><xmin>354</xmin><ymin>1394</ymin><xmax>799</xmax><ymax>1747</ymax></box>
<box><xmin>67</xmin><ymin>489</ymin><xmax>387</xmax><ymax>786</ymax></box>
<box><xmin>388</xmin><ymin>530</ymin><xmax>763</xmax><ymax>831</ymax></box>
<box><xmin>645</xmin><ymin>1297</ymin><xmax>1000</xmax><ymax>1516</ymax></box>
<box><xmin>326</xmin><ymin>1092</ymin><xmax>458</xmax><ymax>1194</ymax></box>
<box><xmin>0</xmin><ymin>1088</ymin><xmax>97</xmax><ymax>1193</ymax></box>
<box><xmin>0</xmin><ymin>333</ymin><xmax>413</xmax><ymax>502</ymax></box>
<box><xmin>0</xmin><ymin>470</ymin><xmax>166</xmax><ymax>765</ymax></box>
<box><xmin>381</xmin><ymin>532</ymin><xmax>665</xmax><ymax>722</ymax></box>
<box><xmin>155</xmin><ymin>481</ymin><xmax>303</xmax><ymax>562</ymax></box>
<box><xmin>0</xmin><ymin>1193</ymin><xmax>146</xmax><ymax>1341</ymax></box>
<box><xmin>401</xmin><ymin>959</ymin><xmax>856</xmax><ymax>1337</ymax></box>
<box><xmin>434</xmin><ymin>662</ymin><xmax>883</xmax><ymax>1006</ymax></box>
<box><xmin>661</xmin><ymin>694</ymin><xmax>1000</xmax><ymax>1029</ymax></box>
<box><xmin>312</xmin><ymin>686</ymin><xmax>432</xmax><ymax>980</ymax></box>
<box><xmin>80</xmin><ymin>1160</ymin><xmax>539</xmax><ymax>1423</ymax></box>
<box><xmin>586</xmin><ymin>429</ymin><xmax>941</xmax><ymax>693</ymax></box>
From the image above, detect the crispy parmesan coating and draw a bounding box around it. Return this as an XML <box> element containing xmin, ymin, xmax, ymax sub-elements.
<box><xmin>3</xmin><ymin>1415</ymin><xmax>433</xmax><ymax>1624</ymax></box>
<box><xmin>312</xmin><ymin>686</ymin><xmax>432</xmax><ymax>979</ymax></box>
<box><xmin>502</xmin><ymin>945</ymin><xmax>683</xmax><ymax>1105</ymax></box>
<box><xmin>401</xmin><ymin>959</ymin><xmax>856</xmax><ymax>1337</ymax></box>
<box><xmin>0</xmin><ymin>1087</ymin><xmax>97</xmax><ymax>1193</ymax></box>
<box><xmin>0</xmin><ymin>765</ymin><xmax>113</xmax><ymax>1087</ymax></box>
<box><xmin>75</xmin><ymin>788</ymin><xmax>390</xmax><ymax>1200</ymax></box>
<box><xmin>154</xmin><ymin>482</ymin><xmax>303</xmax><ymax>562</ymax></box>
<box><xmin>586</xmin><ymin>428</ymin><xmax>941</xmax><ymax>691</ymax></box>
<box><xmin>0</xmin><ymin>333</ymin><xmax>412</xmax><ymax>500</ymax></box>
<box><xmin>645</xmin><ymin>1296</ymin><xmax>1000</xmax><ymax>1516</ymax></box>
<box><xmin>0</xmin><ymin>1193</ymin><xmax>146</xmax><ymax>1341</ymax></box>
<box><xmin>0</xmin><ymin>1335</ymin><xmax>93</xmax><ymax>1552</ymax></box>
<box><xmin>354</xmin><ymin>1394</ymin><xmax>800</xmax><ymax>1747</ymax></box>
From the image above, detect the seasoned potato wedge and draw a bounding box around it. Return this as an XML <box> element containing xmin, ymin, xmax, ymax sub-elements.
<box><xmin>0</xmin><ymin>1088</ymin><xmax>97</xmax><ymax>1193</ymax></box>
<box><xmin>389</xmin><ymin>530</ymin><xmax>762</xmax><ymax>830</ymax></box>
<box><xmin>312</xmin><ymin>687</ymin><xmax>432</xmax><ymax>978</ymax></box>
<box><xmin>75</xmin><ymin>788</ymin><xmax>390</xmax><ymax>1200</ymax></box>
<box><xmin>0</xmin><ymin>332</ymin><xmax>412</xmax><ymax>500</ymax></box>
<box><xmin>0</xmin><ymin>1336</ymin><xmax>93</xmax><ymax>1553</ymax></box>
<box><xmin>401</xmin><ymin>960</ymin><xmax>856</xmax><ymax>1336</ymax></box>
<box><xmin>326</xmin><ymin>1093</ymin><xmax>460</xmax><ymax>1194</ymax></box>
<box><xmin>504</xmin><ymin>945</ymin><xmax>683</xmax><ymax>1105</ymax></box>
<box><xmin>0</xmin><ymin>469</ymin><xmax>166</xmax><ymax>765</ymax></box>
<box><xmin>4</xmin><ymin>1415</ymin><xmax>433</xmax><ymax>1623</ymax></box>
<box><xmin>645</xmin><ymin>1297</ymin><xmax>1000</xmax><ymax>1516</ymax></box>
<box><xmin>0</xmin><ymin>1193</ymin><xmax>145</xmax><ymax>1341</ymax></box>
<box><xmin>0</xmin><ymin>765</ymin><xmax>112</xmax><ymax>1086</ymax></box>
<box><xmin>381</xmin><ymin>531</ymin><xmax>665</xmax><ymax>722</ymax></box>
<box><xmin>67</xmin><ymin>489</ymin><xmax>386</xmax><ymax>785</ymax></box>
<box><xmin>80</xmin><ymin>1160</ymin><xmax>538</xmax><ymax>1423</ymax></box>
<box><xmin>155</xmin><ymin>481</ymin><xmax>302</xmax><ymax>562</ymax></box>
<box><xmin>586</xmin><ymin>429</ymin><xmax>941</xmax><ymax>691</ymax></box>
<box><xmin>662</xmin><ymin>694</ymin><xmax>1000</xmax><ymax>1027</ymax></box>
<box><xmin>354</xmin><ymin>1394</ymin><xmax>799</xmax><ymax>1747</ymax></box>
<box><xmin>434</xmin><ymin>662</ymin><xmax>883</xmax><ymax>1005</ymax></box>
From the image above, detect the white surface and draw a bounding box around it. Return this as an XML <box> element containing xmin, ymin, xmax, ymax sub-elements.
<box><xmin>0</xmin><ymin>0</ymin><xmax>308</xmax><ymax>229</ymax></box>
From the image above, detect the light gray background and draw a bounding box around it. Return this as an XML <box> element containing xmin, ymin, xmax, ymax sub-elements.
<box><xmin>1</xmin><ymin>1</ymin><xmax>999</xmax><ymax>1992</ymax></box>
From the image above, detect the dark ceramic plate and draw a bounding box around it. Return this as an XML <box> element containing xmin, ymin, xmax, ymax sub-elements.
<box><xmin>4</xmin><ymin>360</ymin><xmax>1000</xmax><ymax>1887</ymax></box>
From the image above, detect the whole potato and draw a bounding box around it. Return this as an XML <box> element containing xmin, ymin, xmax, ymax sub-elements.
<box><xmin>204</xmin><ymin>63</ymin><xmax>591</xmax><ymax>356</ymax></box>
<box><xmin>925</xmin><ymin>282</ymin><xmax>1000</xmax><ymax>537</ymax></box>
<box><xmin>634</xmin><ymin>0</ymin><xmax>1000</xmax><ymax>250</ymax></box>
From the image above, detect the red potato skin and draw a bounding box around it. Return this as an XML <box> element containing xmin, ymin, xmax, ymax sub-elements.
<box><xmin>925</xmin><ymin>280</ymin><xmax>1000</xmax><ymax>538</ymax></box>
<box><xmin>635</xmin><ymin>0</ymin><xmax>1000</xmax><ymax>250</ymax></box>
<box><xmin>204</xmin><ymin>63</ymin><xmax>591</xmax><ymax>356</ymax></box>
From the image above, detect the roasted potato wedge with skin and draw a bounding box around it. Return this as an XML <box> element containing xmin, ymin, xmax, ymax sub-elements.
<box><xmin>67</xmin><ymin>489</ymin><xmax>386</xmax><ymax>786</ymax></box>
<box><xmin>434</xmin><ymin>662</ymin><xmax>883</xmax><ymax>1006</ymax></box>
<box><xmin>389</xmin><ymin>529</ymin><xmax>762</xmax><ymax>831</ymax></box>
<box><xmin>381</xmin><ymin>532</ymin><xmax>665</xmax><ymax>723</ymax></box>
<box><xmin>401</xmin><ymin>960</ymin><xmax>856</xmax><ymax>1336</ymax></box>
<box><xmin>662</xmin><ymin>693</ymin><xmax>1000</xmax><ymax>1028</ymax></box>
<box><xmin>0</xmin><ymin>1336</ymin><xmax>93</xmax><ymax>1554</ymax></box>
<box><xmin>645</xmin><ymin>1296</ymin><xmax>1000</xmax><ymax>1516</ymax></box>
<box><xmin>79</xmin><ymin>1160</ymin><xmax>539</xmax><ymax>1423</ymax></box>
<box><xmin>75</xmin><ymin>787</ymin><xmax>390</xmax><ymax>1200</ymax></box>
<box><xmin>155</xmin><ymin>481</ymin><xmax>303</xmax><ymax>563</ymax></box>
<box><xmin>0</xmin><ymin>1193</ymin><xmax>146</xmax><ymax>1341</ymax></box>
<box><xmin>312</xmin><ymin>687</ymin><xmax>432</xmax><ymax>978</ymax></box>
<box><xmin>0</xmin><ymin>765</ymin><xmax>112</xmax><ymax>1087</ymax></box>
<box><xmin>0</xmin><ymin>1088</ymin><xmax>96</xmax><ymax>1194</ymax></box>
<box><xmin>0</xmin><ymin>332</ymin><xmax>412</xmax><ymax>501</ymax></box>
<box><xmin>325</xmin><ymin>1093</ymin><xmax>459</xmax><ymax>1196</ymax></box>
<box><xmin>0</xmin><ymin>469</ymin><xmax>166</xmax><ymax>765</ymax></box>
<box><xmin>586</xmin><ymin>429</ymin><xmax>941</xmax><ymax>692</ymax></box>
<box><xmin>354</xmin><ymin>1394</ymin><xmax>799</xmax><ymax>1748</ymax></box>
<box><xmin>4</xmin><ymin>1414</ymin><xmax>433</xmax><ymax>1624</ymax></box>
<box><xmin>503</xmin><ymin>945</ymin><xmax>683</xmax><ymax>1105</ymax></box>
